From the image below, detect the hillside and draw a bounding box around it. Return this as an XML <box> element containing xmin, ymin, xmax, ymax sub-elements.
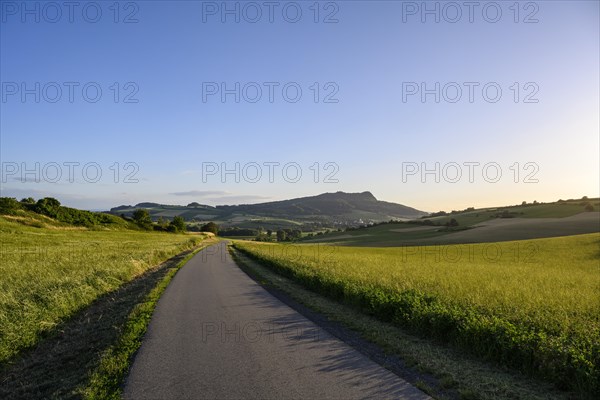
<box><xmin>0</xmin><ymin>197</ymin><xmax>135</xmax><ymax>230</ymax></box>
<box><xmin>302</xmin><ymin>197</ymin><xmax>600</xmax><ymax>246</ymax></box>
<box><xmin>216</xmin><ymin>191</ymin><xmax>423</xmax><ymax>219</ymax></box>
<box><xmin>109</xmin><ymin>191</ymin><xmax>426</xmax><ymax>229</ymax></box>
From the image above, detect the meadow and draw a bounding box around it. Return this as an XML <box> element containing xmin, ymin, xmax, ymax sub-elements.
<box><xmin>0</xmin><ymin>216</ymin><xmax>207</xmax><ymax>364</ymax></box>
<box><xmin>233</xmin><ymin>234</ymin><xmax>600</xmax><ymax>395</ymax></box>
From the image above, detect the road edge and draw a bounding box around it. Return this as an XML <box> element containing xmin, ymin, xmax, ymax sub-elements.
<box><xmin>81</xmin><ymin>239</ymin><xmax>220</xmax><ymax>399</ymax></box>
<box><xmin>228</xmin><ymin>245</ymin><xmax>441</xmax><ymax>398</ymax></box>
<box><xmin>228</xmin><ymin>244</ymin><xmax>574</xmax><ymax>400</ymax></box>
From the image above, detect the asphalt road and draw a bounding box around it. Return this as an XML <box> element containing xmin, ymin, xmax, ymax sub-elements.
<box><xmin>123</xmin><ymin>243</ymin><xmax>429</xmax><ymax>400</ymax></box>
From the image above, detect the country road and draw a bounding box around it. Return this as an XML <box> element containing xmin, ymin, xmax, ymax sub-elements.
<box><xmin>123</xmin><ymin>243</ymin><xmax>429</xmax><ymax>400</ymax></box>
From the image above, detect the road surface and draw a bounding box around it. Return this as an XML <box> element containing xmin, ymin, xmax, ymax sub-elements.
<box><xmin>123</xmin><ymin>243</ymin><xmax>429</xmax><ymax>399</ymax></box>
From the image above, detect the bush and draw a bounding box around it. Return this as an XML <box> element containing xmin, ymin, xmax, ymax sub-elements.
<box><xmin>166</xmin><ymin>224</ymin><xmax>178</xmax><ymax>233</ymax></box>
<box><xmin>276</xmin><ymin>230</ymin><xmax>287</xmax><ymax>242</ymax></box>
<box><xmin>2</xmin><ymin>197</ymin><xmax>136</xmax><ymax>229</ymax></box>
<box><xmin>200</xmin><ymin>222</ymin><xmax>219</xmax><ymax>234</ymax></box>
<box><xmin>0</xmin><ymin>197</ymin><xmax>22</xmax><ymax>215</ymax></box>
<box><xmin>132</xmin><ymin>209</ymin><xmax>153</xmax><ymax>230</ymax></box>
<box><xmin>446</xmin><ymin>218</ymin><xmax>459</xmax><ymax>227</ymax></box>
<box><xmin>169</xmin><ymin>216</ymin><xmax>186</xmax><ymax>233</ymax></box>
<box><xmin>35</xmin><ymin>197</ymin><xmax>61</xmax><ymax>218</ymax></box>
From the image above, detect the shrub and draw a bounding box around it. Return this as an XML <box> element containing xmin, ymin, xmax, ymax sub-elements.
<box><xmin>0</xmin><ymin>197</ymin><xmax>22</xmax><ymax>215</ymax></box>
<box><xmin>132</xmin><ymin>209</ymin><xmax>153</xmax><ymax>230</ymax></box>
<box><xmin>169</xmin><ymin>216</ymin><xmax>186</xmax><ymax>233</ymax></box>
<box><xmin>35</xmin><ymin>197</ymin><xmax>61</xmax><ymax>218</ymax></box>
<box><xmin>200</xmin><ymin>222</ymin><xmax>219</xmax><ymax>234</ymax></box>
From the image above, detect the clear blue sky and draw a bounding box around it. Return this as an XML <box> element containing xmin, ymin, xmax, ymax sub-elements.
<box><xmin>1</xmin><ymin>0</ymin><xmax>598</xmax><ymax>211</ymax></box>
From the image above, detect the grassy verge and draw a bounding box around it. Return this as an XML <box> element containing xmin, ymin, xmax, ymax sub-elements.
<box><xmin>232</xmin><ymin>234</ymin><xmax>599</xmax><ymax>397</ymax></box>
<box><xmin>81</xmin><ymin>240</ymin><xmax>218</xmax><ymax>399</ymax></box>
<box><xmin>0</xmin><ymin>217</ymin><xmax>208</xmax><ymax>363</ymax></box>
<box><xmin>0</xmin><ymin>237</ymin><xmax>217</xmax><ymax>399</ymax></box>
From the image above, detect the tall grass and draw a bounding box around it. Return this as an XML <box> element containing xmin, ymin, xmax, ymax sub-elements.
<box><xmin>82</xmin><ymin>244</ymin><xmax>214</xmax><ymax>399</ymax></box>
<box><xmin>234</xmin><ymin>233</ymin><xmax>600</xmax><ymax>395</ymax></box>
<box><xmin>0</xmin><ymin>217</ymin><xmax>206</xmax><ymax>363</ymax></box>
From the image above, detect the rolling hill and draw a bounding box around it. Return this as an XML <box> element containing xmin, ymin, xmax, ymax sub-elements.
<box><xmin>109</xmin><ymin>191</ymin><xmax>426</xmax><ymax>229</ymax></box>
<box><xmin>301</xmin><ymin>197</ymin><xmax>600</xmax><ymax>246</ymax></box>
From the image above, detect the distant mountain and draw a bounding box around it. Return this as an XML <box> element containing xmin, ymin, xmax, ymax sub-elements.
<box><xmin>217</xmin><ymin>191</ymin><xmax>423</xmax><ymax>219</ymax></box>
<box><xmin>109</xmin><ymin>191</ymin><xmax>426</xmax><ymax>229</ymax></box>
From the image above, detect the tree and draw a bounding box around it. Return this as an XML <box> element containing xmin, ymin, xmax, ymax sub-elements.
<box><xmin>267</xmin><ymin>229</ymin><xmax>273</xmax><ymax>237</ymax></box>
<box><xmin>254</xmin><ymin>231</ymin><xmax>274</xmax><ymax>242</ymax></box>
<box><xmin>155</xmin><ymin>217</ymin><xmax>169</xmax><ymax>231</ymax></box>
<box><xmin>169</xmin><ymin>216</ymin><xmax>186</xmax><ymax>232</ymax></box>
<box><xmin>21</xmin><ymin>197</ymin><xmax>35</xmax><ymax>204</ymax></box>
<box><xmin>200</xmin><ymin>222</ymin><xmax>219</xmax><ymax>234</ymax></box>
<box><xmin>446</xmin><ymin>218</ymin><xmax>459</xmax><ymax>227</ymax></box>
<box><xmin>276</xmin><ymin>230</ymin><xmax>287</xmax><ymax>242</ymax></box>
<box><xmin>132</xmin><ymin>209</ymin><xmax>153</xmax><ymax>230</ymax></box>
<box><xmin>35</xmin><ymin>197</ymin><xmax>61</xmax><ymax>218</ymax></box>
<box><xmin>0</xmin><ymin>197</ymin><xmax>22</xmax><ymax>214</ymax></box>
<box><xmin>584</xmin><ymin>203</ymin><xmax>594</xmax><ymax>212</ymax></box>
<box><xmin>288</xmin><ymin>229</ymin><xmax>302</xmax><ymax>240</ymax></box>
<box><xmin>430</xmin><ymin>211</ymin><xmax>448</xmax><ymax>217</ymax></box>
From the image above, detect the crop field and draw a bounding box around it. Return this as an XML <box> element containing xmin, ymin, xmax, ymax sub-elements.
<box><xmin>0</xmin><ymin>216</ymin><xmax>208</xmax><ymax>364</ymax></box>
<box><xmin>303</xmin><ymin>208</ymin><xmax>600</xmax><ymax>247</ymax></box>
<box><xmin>234</xmin><ymin>233</ymin><xmax>600</xmax><ymax>394</ymax></box>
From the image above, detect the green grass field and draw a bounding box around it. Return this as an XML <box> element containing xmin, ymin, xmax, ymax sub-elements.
<box><xmin>234</xmin><ymin>234</ymin><xmax>600</xmax><ymax>395</ymax></box>
<box><xmin>0</xmin><ymin>216</ymin><xmax>208</xmax><ymax>364</ymax></box>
